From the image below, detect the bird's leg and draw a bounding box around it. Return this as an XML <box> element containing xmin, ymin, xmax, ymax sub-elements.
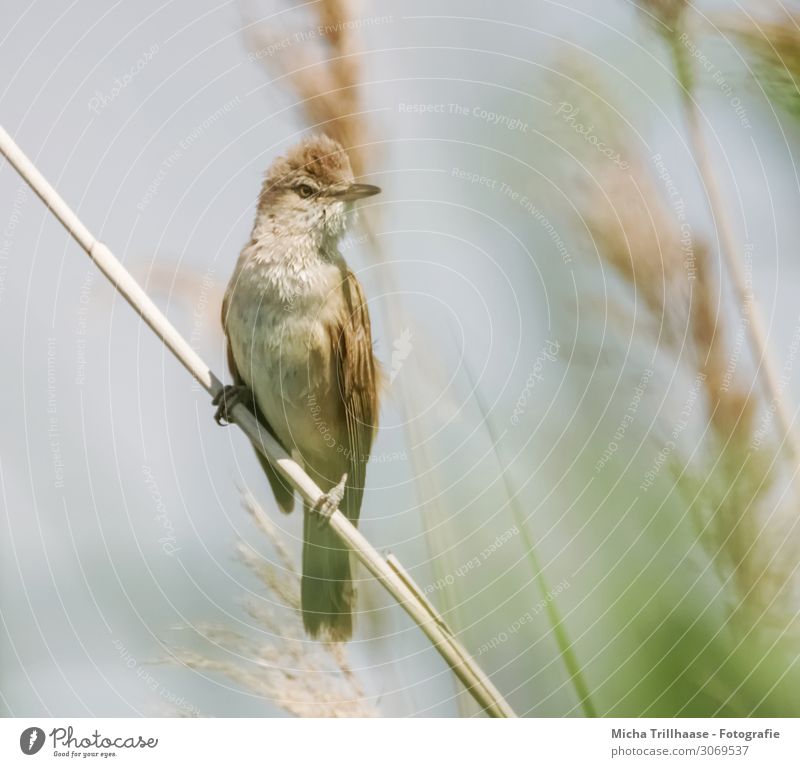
<box><xmin>212</xmin><ymin>384</ymin><xmax>254</xmax><ymax>426</ymax></box>
<box><xmin>312</xmin><ymin>473</ymin><xmax>348</xmax><ymax>527</ymax></box>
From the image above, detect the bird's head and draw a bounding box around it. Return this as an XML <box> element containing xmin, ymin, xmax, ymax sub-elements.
<box><xmin>257</xmin><ymin>134</ymin><xmax>380</xmax><ymax>245</ymax></box>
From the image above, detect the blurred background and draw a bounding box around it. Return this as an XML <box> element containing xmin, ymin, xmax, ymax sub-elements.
<box><xmin>2</xmin><ymin>0</ymin><xmax>800</xmax><ymax>717</ymax></box>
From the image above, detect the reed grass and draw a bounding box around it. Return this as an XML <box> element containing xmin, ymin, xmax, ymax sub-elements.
<box><xmin>558</xmin><ymin>37</ymin><xmax>798</xmax><ymax>648</ymax></box>
<box><xmin>172</xmin><ymin>491</ymin><xmax>377</xmax><ymax>717</ymax></box>
<box><xmin>720</xmin><ymin>9</ymin><xmax>800</xmax><ymax>120</ymax></box>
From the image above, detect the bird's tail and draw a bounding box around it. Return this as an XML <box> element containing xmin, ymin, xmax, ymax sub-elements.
<box><xmin>301</xmin><ymin>504</ymin><xmax>355</xmax><ymax>641</ymax></box>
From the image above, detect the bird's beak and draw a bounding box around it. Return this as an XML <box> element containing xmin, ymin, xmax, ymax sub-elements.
<box><xmin>333</xmin><ymin>183</ymin><xmax>381</xmax><ymax>201</ymax></box>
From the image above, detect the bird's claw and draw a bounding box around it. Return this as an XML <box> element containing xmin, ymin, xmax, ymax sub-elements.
<box><xmin>213</xmin><ymin>384</ymin><xmax>252</xmax><ymax>426</ymax></box>
<box><xmin>312</xmin><ymin>473</ymin><xmax>348</xmax><ymax>527</ymax></box>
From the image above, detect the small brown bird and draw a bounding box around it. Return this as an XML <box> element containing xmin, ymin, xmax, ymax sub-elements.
<box><xmin>215</xmin><ymin>135</ymin><xmax>381</xmax><ymax>641</ymax></box>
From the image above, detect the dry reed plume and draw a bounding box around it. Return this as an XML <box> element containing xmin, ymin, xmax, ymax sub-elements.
<box><xmin>560</xmin><ymin>45</ymin><xmax>799</xmax><ymax>636</ymax></box>
<box><xmin>242</xmin><ymin>0</ymin><xmax>372</xmax><ymax>176</ymax></box>
<box><xmin>172</xmin><ymin>491</ymin><xmax>377</xmax><ymax>717</ymax></box>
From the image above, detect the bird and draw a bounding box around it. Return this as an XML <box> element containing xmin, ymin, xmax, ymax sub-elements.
<box><xmin>214</xmin><ymin>135</ymin><xmax>381</xmax><ymax>642</ymax></box>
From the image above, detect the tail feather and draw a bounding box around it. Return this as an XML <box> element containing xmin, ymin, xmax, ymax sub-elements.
<box><xmin>301</xmin><ymin>503</ymin><xmax>355</xmax><ymax>641</ymax></box>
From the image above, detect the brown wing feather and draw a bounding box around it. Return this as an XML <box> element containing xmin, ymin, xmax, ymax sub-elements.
<box><xmin>221</xmin><ymin>288</ymin><xmax>295</xmax><ymax>514</ymax></box>
<box><xmin>329</xmin><ymin>268</ymin><xmax>380</xmax><ymax>523</ymax></box>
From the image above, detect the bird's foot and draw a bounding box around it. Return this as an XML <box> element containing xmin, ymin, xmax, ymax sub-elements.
<box><xmin>312</xmin><ymin>473</ymin><xmax>348</xmax><ymax>527</ymax></box>
<box><xmin>212</xmin><ymin>384</ymin><xmax>253</xmax><ymax>426</ymax></box>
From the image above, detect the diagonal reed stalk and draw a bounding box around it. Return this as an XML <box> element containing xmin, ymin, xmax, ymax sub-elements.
<box><xmin>0</xmin><ymin>123</ymin><xmax>516</xmax><ymax>719</ymax></box>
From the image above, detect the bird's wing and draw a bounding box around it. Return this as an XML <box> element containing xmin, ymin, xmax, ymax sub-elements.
<box><xmin>328</xmin><ymin>268</ymin><xmax>380</xmax><ymax>523</ymax></box>
<box><xmin>222</xmin><ymin>284</ymin><xmax>295</xmax><ymax>513</ymax></box>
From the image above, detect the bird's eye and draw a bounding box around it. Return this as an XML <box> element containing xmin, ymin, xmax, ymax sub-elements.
<box><xmin>297</xmin><ymin>184</ymin><xmax>315</xmax><ymax>198</ymax></box>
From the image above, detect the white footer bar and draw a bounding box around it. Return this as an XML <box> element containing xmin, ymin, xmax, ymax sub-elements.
<box><xmin>0</xmin><ymin>718</ymin><xmax>793</xmax><ymax>766</ymax></box>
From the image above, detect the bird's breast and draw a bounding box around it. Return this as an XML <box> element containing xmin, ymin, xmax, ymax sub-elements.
<box><xmin>225</xmin><ymin>258</ymin><xmax>345</xmax><ymax>462</ymax></box>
